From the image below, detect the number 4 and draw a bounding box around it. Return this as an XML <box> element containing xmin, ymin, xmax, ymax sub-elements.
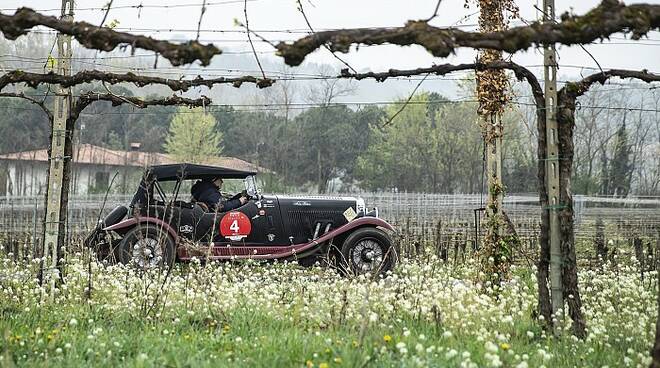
<box><xmin>230</xmin><ymin>219</ymin><xmax>239</xmax><ymax>232</ymax></box>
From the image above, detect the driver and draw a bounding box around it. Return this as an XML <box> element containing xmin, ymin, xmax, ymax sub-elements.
<box><xmin>191</xmin><ymin>177</ymin><xmax>247</xmax><ymax>212</ymax></box>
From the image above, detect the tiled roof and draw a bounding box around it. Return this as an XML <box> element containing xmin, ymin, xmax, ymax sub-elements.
<box><xmin>0</xmin><ymin>144</ymin><xmax>268</xmax><ymax>173</ymax></box>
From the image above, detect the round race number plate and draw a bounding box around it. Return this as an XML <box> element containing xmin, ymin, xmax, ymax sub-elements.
<box><xmin>220</xmin><ymin>211</ymin><xmax>252</xmax><ymax>241</ymax></box>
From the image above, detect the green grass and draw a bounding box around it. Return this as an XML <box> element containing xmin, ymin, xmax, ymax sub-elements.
<box><xmin>0</xmin><ymin>255</ymin><xmax>656</xmax><ymax>367</ymax></box>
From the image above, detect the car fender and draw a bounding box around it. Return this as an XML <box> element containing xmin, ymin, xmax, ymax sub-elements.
<box><xmin>102</xmin><ymin>216</ymin><xmax>178</xmax><ymax>241</ymax></box>
<box><xmin>317</xmin><ymin>217</ymin><xmax>395</xmax><ymax>243</ymax></box>
<box><xmin>283</xmin><ymin>217</ymin><xmax>395</xmax><ymax>257</ymax></box>
<box><xmin>178</xmin><ymin>217</ymin><xmax>394</xmax><ymax>261</ymax></box>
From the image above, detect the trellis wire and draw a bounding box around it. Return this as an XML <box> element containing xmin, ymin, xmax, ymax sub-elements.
<box><xmin>0</xmin><ymin>193</ymin><xmax>657</xmax><ymax>265</ymax></box>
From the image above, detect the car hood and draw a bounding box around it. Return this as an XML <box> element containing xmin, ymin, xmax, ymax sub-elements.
<box><xmin>271</xmin><ymin>195</ymin><xmax>366</xmax><ymax>218</ymax></box>
<box><xmin>274</xmin><ymin>195</ymin><xmax>358</xmax><ymax>202</ymax></box>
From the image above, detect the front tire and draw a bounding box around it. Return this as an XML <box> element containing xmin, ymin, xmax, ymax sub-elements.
<box><xmin>340</xmin><ymin>227</ymin><xmax>397</xmax><ymax>276</ymax></box>
<box><xmin>117</xmin><ymin>224</ymin><xmax>175</xmax><ymax>269</ymax></box>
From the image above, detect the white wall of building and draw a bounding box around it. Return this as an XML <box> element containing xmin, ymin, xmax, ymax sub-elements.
<box><xmin>0</xmin><ymin>161</ymin><xmax>141</xmax><ymax>197</ymax></box>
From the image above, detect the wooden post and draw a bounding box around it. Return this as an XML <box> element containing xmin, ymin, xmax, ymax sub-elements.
<box><xmin>43</xmin><ymin>0</ymin><xmax>74</xmax><ymax>298</ymax></box>
<box><xmin>542</xmin><ymin>0</ymin><xmax>564</xmax><ymax>324</ymax></box>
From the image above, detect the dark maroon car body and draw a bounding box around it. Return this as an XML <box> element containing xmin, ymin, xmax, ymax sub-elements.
<box><xmin>86</xmin><ymin>164</ymin><xmax>397</xmax><ymax>273</ymax></box>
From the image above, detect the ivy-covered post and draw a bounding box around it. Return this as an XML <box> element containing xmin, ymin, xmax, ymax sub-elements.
<box><xmin>475</xmin><ymin>0</ymin><xmax>517</xmax><ymax>291</ymax></box>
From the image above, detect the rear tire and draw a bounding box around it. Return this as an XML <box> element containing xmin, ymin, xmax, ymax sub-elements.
<box><xmin>340</xmin><ymin>227</ymin><xmax>397</xmax><ymax>276</ymax></box>
<box><xmin>96</xmin><ymin>239</ymin><xmax>122</xmax><ymax>264</ymax></box>
<box><xmin>117</xmin><ymin>224</ymin><xmax>175</xmax><ymax>269</ymax></box>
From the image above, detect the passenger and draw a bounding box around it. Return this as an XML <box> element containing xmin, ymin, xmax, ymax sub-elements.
<box><xmin>191</xmin><ymin>177</ymin><xmax>247</xmax><ymax>212</ymax></box>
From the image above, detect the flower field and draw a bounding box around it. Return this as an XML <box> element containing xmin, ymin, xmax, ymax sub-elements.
<box><xmin>0</xmin><ymin>251</ymin><xmax>656</xmax><ymax>367</ymax></box>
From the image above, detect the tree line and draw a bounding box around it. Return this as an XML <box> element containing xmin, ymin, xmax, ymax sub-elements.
<box><xmin>1</xmin><ymin>33</ymin><xmax>657</xmax><ymax>196</ymax></box>
<box><xmin>0</xmin><ymin>80</ymin><xmax>656</xmax><ymax>196</ymax></box>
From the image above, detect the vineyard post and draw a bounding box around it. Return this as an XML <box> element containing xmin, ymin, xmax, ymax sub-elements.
<box><xmin>542</xmin><ymin>0</ymin><xmax>563</xmax><ymax>327</ymax></box>
<box><xmin>42</xmin><ymin>0</ymin><xmax>74</xmax><ymax>299</ymax></box>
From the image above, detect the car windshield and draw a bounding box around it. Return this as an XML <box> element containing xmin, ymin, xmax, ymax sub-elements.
<box><xmin>132</xmin><ymin>175</ymin><xmax>256</xmax><ymax>207</ymax></box>
<box><xmin>168</xmin><ymin>178</ymin><xmax>246</xmax><ymax>200</ymax></box>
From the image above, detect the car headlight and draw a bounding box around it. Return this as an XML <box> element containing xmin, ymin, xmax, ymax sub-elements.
<box><xmin>365</xmin><ymin>207</ymin><xmax>379</xmax><ymax>218</ymax></box>
<box><xmin>356</xmin><ymin>198</ymin><xmax>366</xmax><ymax>215</ymax></box>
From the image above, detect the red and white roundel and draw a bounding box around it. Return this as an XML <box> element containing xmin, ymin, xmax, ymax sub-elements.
<box><xmin>220</xmin><ymin>211</ymin><xmax>252</xmax><ymax>241</ymax></box>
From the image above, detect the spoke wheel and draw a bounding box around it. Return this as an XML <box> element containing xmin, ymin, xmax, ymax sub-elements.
<box><xmin>340</xmin><ymin>227</ymin><xmax>396</xmax><ymax>276</ymax></box>
<box><xmin>131</xmin><ymin>237</ymin><xmax>165</xmax><ymax>269</ymax></box>
<box><xmin>350</xmin><ymin>238</ymin><xmax>385</xmax><ymax>273</ymax></box>
<box><xmin>117</xmin><ymin>225</ymin><xmax>175</xmax><ymax>270</ymax></box>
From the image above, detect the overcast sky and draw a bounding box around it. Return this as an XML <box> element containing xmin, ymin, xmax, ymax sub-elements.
<box><xmin>2</xmin><ymin>0</ymin><xmax>659</xmax><ymax>101</ymax></box>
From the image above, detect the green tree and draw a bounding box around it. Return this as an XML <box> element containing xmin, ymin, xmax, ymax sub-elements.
<box><xmin>355</xmin><ymin>94</ymin><xmax>432</xmax><ymax>192</ymax></box>
<box><xmin>599</xmin><ymin>148</ymin><xmax>610</xmax><ymax>195</ymax></box>
<box><xmin>609</xmin><ymin>121</ymin><xmax>633</xmax><ymax>196</ymax></box>
<box><xmin>501</xmin><ymin>107</ymin><xmax>537</xmax><ymax>193</ymax></box>
<box><xmin>355</xmin><ymin>93</ymin><xmax>484</xmax><ymax>193</ymax></box>
<box><xmin>164</xmin><ymin>107</ymin><xmax>223</xmax><ymax>164</ymax></box>
<box><xmin>74</xmin><ymin>86</ymin><xmax>177</xmax><ymax>153</ymax></box>
<box><xmin>288</xmin><ymin>105</ymin><xmax>375</xmax><ymax>193</ymax></box>
<box><xmin>0</xmin><ymin>90</ymin><xmax>51</xmax><ymax>154</ymax></box>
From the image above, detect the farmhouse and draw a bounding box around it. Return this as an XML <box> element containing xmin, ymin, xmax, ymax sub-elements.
<box><xmin>0</xmin><ymin>144</ymin><xmax>264</xmax><ymax>197</ymax></box>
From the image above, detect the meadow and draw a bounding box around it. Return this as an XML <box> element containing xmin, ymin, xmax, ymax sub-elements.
<box><xmin>0</xmin><ymin>248</ymin><xmax>656</xmax><ymax>367</ymax></box>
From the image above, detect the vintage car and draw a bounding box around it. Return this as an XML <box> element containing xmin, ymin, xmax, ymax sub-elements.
<box><xmin>85</xmin><ymin>163</ymin><xmax>397</xmax><ymax>274</ymax></box>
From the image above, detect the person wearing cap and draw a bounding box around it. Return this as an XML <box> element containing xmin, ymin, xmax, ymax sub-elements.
<box><xmin>191</xmin><ymin>177</ymin><xmax>247</xmax><ymax>212</ymax></box>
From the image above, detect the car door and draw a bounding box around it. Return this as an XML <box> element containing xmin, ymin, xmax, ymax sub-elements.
<box><xmin>163</xmin><ymin>203</ymin><xmax>212</xmax><ymax>242</ymax></box>
<box><xmin>211</xmin><ymin>195</ymin><xmax>287</xmax><ymax>246</ymax></box>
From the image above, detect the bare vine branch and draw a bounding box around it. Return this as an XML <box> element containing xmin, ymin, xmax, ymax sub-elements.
<box><xmin>99</xmin><ymin>0</ymin><xmax>114</xmax><ymax>27</ymax></box>
<box><xmin>0</xmin><ymin>69</ymin><xmax>274</xmax><ymax>91</ymax></box>
<box><xmin>339</xmin><ymin>61</ymin><xmax>544</xmax><ymax>107</ymax></box>
<box><xmin>241</xmin><ymin>27</ymin><xmax>278</xmax><ymax>49</ymax></box>
<box><xmin>559</xmin><ymin>69</ymin><xmax>660</xmax><ymax>116</ymax></box>
<box><xmin>244</xmin><ymin>0</ymin><xmax>267</xmax><ymax>80</ymax></box>
<box><xmin>0</xmin><ymin>91</ymin><xmax>53</xmax><ymax>120</ymax></box>
<box><xmin>102</xmin><ymin>81</ymin><xmax>140</xmax><ymax>108</ymax></box>
<box><xmin>0</xmin><ymin>7</ymin><xmax>221</xmax><ymax>66</ymax></box>
<box><xmin>382</xmin><ymin>73</ymin><xmax>429</xmax><ymax>127</ymax></box>
<box><xmin>577</xmin><ymin>45</ymin><xmax>604</xmax><ymax>75</ymax></box>
<box><xmin>296</xmin><ymin>0</ymin><xmax>356</xmax><ymax>73</ymax></box>
<box><xmin>561</xmin><ymin>70</ymin><xmax>660</xmax><ymax>102</ymax></box>
<box><xmin>552</xmin><ymin>68</ymin><xmax>660</xmax><ymax>337</ymax></box>
<box><xmin>0</xmin><ymin>89</ymin><xmax>212</xmax><ymax>132</ymax></box>
<box><xmin>277</xmin><ymin>0</ymin><xmax>660</xmax><ymax>66</ymax></box>
<box><xmin>195</xmin><ymin>0</ymin><xmax>208</xmax><ymax>42</ymax></box>
<box><xmin>424</xmin><ymin>0</ymin><xmax>444</xmax><ymax>22</ymax></box>
<box><xmin>340</xmin><ymin>61</ymin><xmax>546</xmax><ymax>127</ymax></box>
<box><xmin>72</xmin><ymin>93</ymin><xmax>211</xmax><ymax>120</ymax></box>
<box><xmin>532</xmin><ymin>5</ymin><xmax>603</xmax><ymax>74</ymax></box>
